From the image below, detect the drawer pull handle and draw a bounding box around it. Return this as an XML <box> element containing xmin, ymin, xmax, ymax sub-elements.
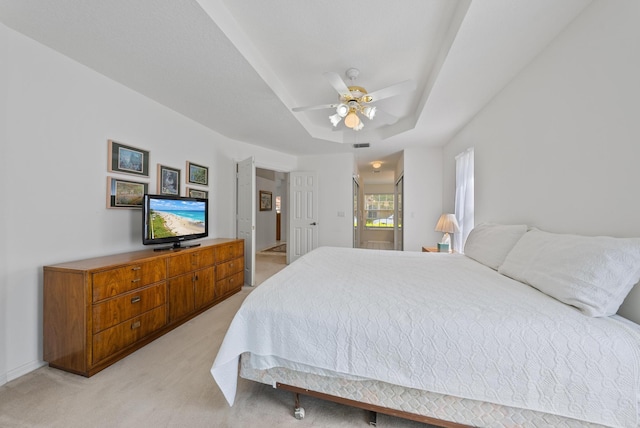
<box><xmin>131</xmin><ymin>321</ymin><xmax>141</xmax><ymax>329</ymax></box>
<box><xmin>131</xmin><ymin>278</ymin><xmax>141</xmax><ymax>283</ymax></box>
<box><xmin>131</xmin><ymin>266</ymin><xmax>141</xmax><ymax>271</ymax></box>
<box><xmin>131</xmin><ymin>296</ymin><xmax>141</xmax><ymax>304</ymax></box>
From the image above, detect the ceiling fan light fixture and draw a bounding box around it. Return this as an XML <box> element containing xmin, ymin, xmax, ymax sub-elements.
<box><xmin>336</xmin><ymin>103</ymin><xmax>349</xmax><ymax>117</ymax></box>
<box><xmin>295</xmin><ymin>68</ymin><xmax>414</xmax><ymax>132</ymax></box>
<box><xmin>329</xmin><ymin>113</ymin><xmax>342</xmax><ymax>127</ymax></box>
<box><xmin>362</xmin><ymin>106</ymin><xmax>377</xmax><ymax>120</ymax></box>
<box><xmin>344</xmin><ymin>110</ymin><xmax>361</xmax><ymax>129</ymax></box>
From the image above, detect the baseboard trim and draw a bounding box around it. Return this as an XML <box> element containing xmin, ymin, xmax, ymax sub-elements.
<box><xmin>6</xmin><ymin>360</ymin><xmax>47</xmax><ymax>383</ymax></box>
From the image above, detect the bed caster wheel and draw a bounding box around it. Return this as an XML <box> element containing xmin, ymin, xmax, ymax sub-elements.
<box><xmin>294</xmin><ymin>407</ymin><xmax>305</xmax><ymax>420</ymax></box>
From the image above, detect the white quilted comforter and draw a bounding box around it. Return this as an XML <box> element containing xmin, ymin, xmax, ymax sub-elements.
<box><xmin>211</xmin><ymin>247</ymin><xmax>640</xmax><ymax>427</ymax></box>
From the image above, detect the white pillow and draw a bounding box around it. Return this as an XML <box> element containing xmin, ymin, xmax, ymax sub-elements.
<box><xmin>463</xmin><ymin>223</ymin><xmax>528</xmax><ymax>270</ymax></box>
<box><xmin>498</xmin><ymin>229</ymin><xmax>640</xmax><ymax>317</ymax></box>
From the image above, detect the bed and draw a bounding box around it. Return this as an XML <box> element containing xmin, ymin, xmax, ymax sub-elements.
<box><xmin>211</xmin><ymin>225</ymin><xmax>640</xmax><ymax>427</ymax></box>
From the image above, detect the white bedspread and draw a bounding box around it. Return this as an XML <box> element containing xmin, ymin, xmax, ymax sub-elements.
<box><xmin>211</xmin><ymin>247</ymin><xmax>640</xmax><ymax>427</ymax></box>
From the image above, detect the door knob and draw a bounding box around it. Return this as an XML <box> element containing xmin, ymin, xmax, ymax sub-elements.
<box><xmin>310</xmin><ymin>222</ymin><xmax>317</xmax><ymax>226</ymax></box>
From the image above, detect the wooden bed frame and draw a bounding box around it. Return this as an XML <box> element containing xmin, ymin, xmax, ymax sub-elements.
<box><xmin>276</xmin><ymin>382</ymin><xmax>468</xmax><ymax>427</ymax></box>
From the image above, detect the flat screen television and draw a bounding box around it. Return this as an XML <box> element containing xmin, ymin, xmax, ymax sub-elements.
<box><xmin>142</xmin><ymin>194</ymin><xmax>208</xmax><ymax>251</ymax></box>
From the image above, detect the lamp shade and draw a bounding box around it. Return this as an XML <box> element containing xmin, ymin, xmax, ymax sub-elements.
<box><xmin>435</xmin><ymin>214</ymin><xmax>460</xmax><ymax>234</ymax></box>
<box><xmin>362</xmin><ymin>105</ymin><xmax>376</xmax><ymax>120</ymax></box>
<box><xmin>336</xmin><ymin>103</ymin><xmax>349</xmax><ymax>117</ymax></box>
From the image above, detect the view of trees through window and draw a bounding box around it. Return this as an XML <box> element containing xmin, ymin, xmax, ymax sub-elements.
<box><xmin>365</xmin><ymin>193</ymin><xmax>394</xmax><ymax>228</ymax></box>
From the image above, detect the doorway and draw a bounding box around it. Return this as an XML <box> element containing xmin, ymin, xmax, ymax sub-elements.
<box><xmin>357</xmin><ymin>186</ymin><xmax>396</xmax><ymax>250</ymax></box>
<box><xmin>254</xmin><ymin>168</ymin><xmax>288</xmax><ymax>279</ymax></box>
<box><xmin>354</xmin><ymin>153</ymin><xmax>402</xmax><ymax>251</ymax></box>
<box><xmin>256</xmin><ymin>168</ymin><xmax>288</xmax><ymax>254</ymax></box>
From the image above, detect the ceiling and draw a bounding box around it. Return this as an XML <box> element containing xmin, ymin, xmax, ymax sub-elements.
<box><xmin>0</xmin><ymin>0</ymin><xmax>592</xmax><ymax>182</ymax></box>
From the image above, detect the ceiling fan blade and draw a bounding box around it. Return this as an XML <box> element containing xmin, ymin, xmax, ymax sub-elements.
<box><xmin>366</xmin><ymin>80</ymin><xmax>416</xmax><ymax>102</ymax></box>
<box><xmin>323</xmin><ymin>71</ymin><xmax>352</xmax><ymax>97</ymax></box>
<box><xmin>292</xmin><ymin>103</ymin><xmax>337</xmax><ymax>112</ymax></box>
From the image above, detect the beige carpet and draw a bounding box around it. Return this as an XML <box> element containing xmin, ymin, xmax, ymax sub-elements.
<box><xmin>0</xmin><ymin>254</ymin><xmax>430</xmax><ymax>428</ymax></box>
<box><xmin>263</xmin><ymin>243</ymin><xmax>286</xmax><ymax>253</ymax></box>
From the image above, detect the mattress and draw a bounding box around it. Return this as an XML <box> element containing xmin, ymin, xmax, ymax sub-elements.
<box><xmin>240</xmin><ymin>352</ymin><xmax>609</xmax><ymax>428</ymax></box>
<box><xmin>212</xmin><ymin>247</ymin><xmax>640</xmax><ymax>427</ymax></box>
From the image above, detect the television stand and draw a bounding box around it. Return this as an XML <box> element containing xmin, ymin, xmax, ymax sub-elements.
<box><xmin>153</xmin><ymin>242</ymin><xmax>202</xmax><ymax>252</ymax></box>
<box><xmin>43</xmin><ymin>238</ymin><xmax>244</xmax><ymax>377</ymax></box>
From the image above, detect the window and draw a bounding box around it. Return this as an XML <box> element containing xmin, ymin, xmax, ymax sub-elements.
<box><xmin>365</xmin><ymin>193</ymin><xmax>394</xmax><ymax>228</ymax></box>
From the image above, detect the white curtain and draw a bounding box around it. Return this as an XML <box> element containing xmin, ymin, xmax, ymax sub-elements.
<box><xmin>454</xmin><ymin>148</ymin><xmax>474</xmax><ymax>253</ymax></box>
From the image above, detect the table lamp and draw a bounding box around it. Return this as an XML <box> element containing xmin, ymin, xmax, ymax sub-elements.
<box><xmin>435</xmin><ymin>214</ymin><xmax>460</xmax><ymax>252</ymax></box>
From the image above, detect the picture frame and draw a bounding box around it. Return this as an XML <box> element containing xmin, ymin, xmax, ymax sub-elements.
<box><xmin>186</xmin><ymin>187</ymin><xmax>209</xmax><ymax>199</ymax></box>
<box><xmin>107</xmin><ymin>177</ymin><xmax>148</xmax><ymax>209</ymax></box>
<box><xmin>259</xmin><ymin>190</ymin><xmax>272</xmax><ymax>211</ymax></box>
<box><xmin>108</xmin><ymin>140</ymin><xmax>149</xmax><ymax>177</ymax></box>
<box><xmin>186</xmin><ymin>161</ymin><xmax>208</xmax><ymax>186</ymax></box>
<box><xmin>157</xmin><ymin>164</ymin><xmax>181</xmax><ymax>196</ymax></box>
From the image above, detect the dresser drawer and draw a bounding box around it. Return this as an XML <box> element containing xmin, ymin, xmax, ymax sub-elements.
<box><xmin>92</xmin><ymin>283</ymin><xmax>166</xmax><ymax>334</ymax></box>
<box><xmin>167</xmin><ymin>248</ymin><xmax>215</xmax><ymax>278</ymax></box>
<box><xmin>215</xmin><ymin>242</ymin><xmax>243</xmax><ymax>263</ymax></box>
<box><xmin>216</xmin><ymin>271</ymin><xmax>243</xmax><ymax>297</ymax></box>
<box><xmin>215</xmin><ymin>257</ymin><xmax>244</xmax><ymax>281</ymax></box>
<box><xmin>92</xmin><ymin>306</ymin><xmax>166</xmax><ymax>364</ymax></box>
<box><xmin>92</xmin><ymin>259</ymin><xmax>166</xmax><ymax>302</ymax></box>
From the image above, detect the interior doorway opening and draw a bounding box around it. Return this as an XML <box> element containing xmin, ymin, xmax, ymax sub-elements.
<box><xmin>354</xmin><ymin>153</ymin><xmax>403</xmax><ymax>251</ymax></box>
<box><xmin>255</xmin><ymin>167</ymin><xmax>288</xmax><ymax>255</ymax></box>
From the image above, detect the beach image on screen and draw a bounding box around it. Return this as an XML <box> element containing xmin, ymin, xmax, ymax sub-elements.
<box><xmin>148</xmin><ymin>198</ymin><xmax>206</xmax><ymax>239</ymax></box>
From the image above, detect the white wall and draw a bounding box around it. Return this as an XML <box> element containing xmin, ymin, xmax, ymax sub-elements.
<box><xmin>256</xmin><ymin>176</ymin><xmax>276</xmax><ymax>251</ymax></box>
<box><xmin>297</xmin><ymin>153</ymin><xmax>355</xmax><ymax>248</ymax></box>
<box><xmin>442</xmin><ymin>0</ymin><xmax>640</xmax><ymax>320</ymax></box>
<box><xmin>0</xmin><ymin>23</ymin><xmax>9</xmax><ymax>385</ymax></box>
<box><xmin>403</xmin><ymin>147</ymin><xmax>444</xmax><ymax>251</ymax></box>
<box><xmin>0</xmin><ymin>23</ymin><xmax>297</xmax><ymax>384</ymax></box>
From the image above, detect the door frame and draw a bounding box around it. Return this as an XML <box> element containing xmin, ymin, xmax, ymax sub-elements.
<box><xmin>235</xmin><ymin>160</ymin><xmax>293</xmax><ymax>270</ymax></box>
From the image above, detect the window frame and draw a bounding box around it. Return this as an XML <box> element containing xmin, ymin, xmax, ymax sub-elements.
<box><xmin>364</xmin><ymin>193</ymin><xmax>395</xmax><ymax>229</ymax></box>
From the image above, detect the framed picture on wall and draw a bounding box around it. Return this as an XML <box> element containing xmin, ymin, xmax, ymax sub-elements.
<box><xmin>186</xmin><ymin>187</ymin><xmax>208</xmax><ymax>199</ymax></box>
<box><xmin>108</xmin><ymin>140</ymin><xmax>150</xmax><ymax>177</ymax></box>
<box><xmin>157</xmin><ymin>164</ymin><xmax>181</xmax><ymax>196</ymax></box>
<box><xmin>107</xmin><ymin>177</ymin><xmax>148</xmax><ymax>208</ymax></box>
<box><xmin>259</xmin><ymin>190</ymin><xmax>272</xmax><ymax>211</ymax></box>
<box><xmin>186</xmin><ymin>161</ymin><xmax>208</xmax><ymax>186</ymax></box>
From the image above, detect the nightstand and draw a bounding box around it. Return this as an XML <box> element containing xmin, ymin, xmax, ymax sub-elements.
<box><xmin>422</xmin><ymin>246</ymin><xmax>456</xmax><ymax>253</ymax></box>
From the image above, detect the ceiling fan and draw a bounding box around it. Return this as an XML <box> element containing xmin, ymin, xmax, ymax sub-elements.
<box><xmin>292</xmin><ymin>68</ymin><xmax>416</xmax><ymax>131</ymax></box>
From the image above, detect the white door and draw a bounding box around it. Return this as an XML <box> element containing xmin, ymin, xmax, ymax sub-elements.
<box><xmin>237</xmin><ymin>157</ymin><xmax>256</xmax><ymax>286</ymax></box>
<box><xmin>289</xmin><ymin>171</ymin><xmax>318</xmax><ymax>263</ymax></box>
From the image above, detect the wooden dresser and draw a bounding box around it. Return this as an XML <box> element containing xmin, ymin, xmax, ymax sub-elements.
<box><xmin>43</xmin><ymin>238</ymin><xmax>244</xmax><ymax>377</ymax></box>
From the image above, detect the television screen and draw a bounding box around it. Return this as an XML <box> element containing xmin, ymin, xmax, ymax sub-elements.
<box><xmin>142</xmin><ymin>194</ymin><xmax>208</xmax><ymax>250</ymax></box>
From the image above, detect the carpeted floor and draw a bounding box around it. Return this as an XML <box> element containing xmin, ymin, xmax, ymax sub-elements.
<box><xmin>263</xmin><ymin>243</ymin><xmax>286</xmax><ymax>253</ymax></box>
<box><xmin>0</xmin><ymin>254</ymin><xmax>431</xmax><ymax>428</ymax></box>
